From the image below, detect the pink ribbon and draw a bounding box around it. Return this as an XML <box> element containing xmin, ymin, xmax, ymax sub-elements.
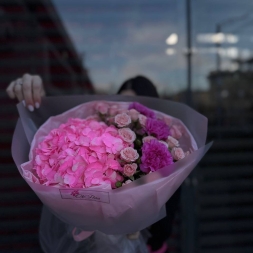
<box><xmin>72</xmin><ymin>228</ymin><xmax>94</xmax><ymax>242</ymax></box>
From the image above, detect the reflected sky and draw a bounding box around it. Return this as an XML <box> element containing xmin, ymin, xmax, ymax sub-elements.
<box><xmin>52</xmin><ymin>0</ymin><xmax>253</xmax><ymax>95</ymax></box>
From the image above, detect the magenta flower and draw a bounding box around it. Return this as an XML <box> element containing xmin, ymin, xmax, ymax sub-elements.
<box><xmin>145</xmin><ymin>118</ymin><xmax>170</xmax><ymax>140</ymax></box>
<box><xmin>129</xmin><ymin>102</ymin><xmax>155</xmax><ymax>118</ymax></box>
<box><xmin>140</xmin><ymin>139</ymin><xmax>173</xmax><ymax>173</ymax></box>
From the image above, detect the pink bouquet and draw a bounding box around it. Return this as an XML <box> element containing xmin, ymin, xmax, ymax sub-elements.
<box><xmin>33</xmin><ymin>101</ymin><xmax>193</xmax><ymax>190</ymax></box>
<box><xmin>12</xmin><ymin>95</ymin><xmax>211</xmax><ymax>235</ymax></box>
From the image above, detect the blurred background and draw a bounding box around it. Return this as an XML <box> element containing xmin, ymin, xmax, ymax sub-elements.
<box><xmin>0</xmin><ymin>0</ymin><xmax>253</xmax><ymax>252</ymax></box>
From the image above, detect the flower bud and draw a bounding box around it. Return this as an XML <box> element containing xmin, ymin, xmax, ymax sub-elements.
<box><xmin>115</xmin><ymin>181</ymin><xmax>122</xmax><ymax>188</ymax></box>
<box><xmin>136</xmin><ymin>157</ymin><xmax>141</xmax><ymax>165</ymax></box>
<box><xmin>134</xmin><ymin>138</ymin><xmax>142</xmax><ymax>148</ymax></box>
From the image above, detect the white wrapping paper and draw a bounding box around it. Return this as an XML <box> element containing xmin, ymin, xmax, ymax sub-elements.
<box><xmin>12</xmin><ymin>95</ymin><xmax>212</xmax><ymax>236</ymax></box>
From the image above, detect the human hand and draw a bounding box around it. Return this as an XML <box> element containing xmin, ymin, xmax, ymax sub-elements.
<box><xmin>6</xmin><ymin>73</ymin><xmax>45</xmax><ymax>111</ymax></box>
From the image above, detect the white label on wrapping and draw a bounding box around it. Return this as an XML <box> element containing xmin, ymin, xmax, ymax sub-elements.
<box><xmin>59</xmin><ymin>189</ymin><xmax>110</xmax><ymax>203</ymax></box>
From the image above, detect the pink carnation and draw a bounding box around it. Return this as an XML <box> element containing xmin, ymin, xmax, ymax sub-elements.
<box><xmin>140</xmin><ymin>139</ymin><xmax>173</xmax><ymax>173</ymax></box>
<box><xmin>171</xmin><ymin>147</ymin><xmax>185</xmax><ymax>160</ymax></box>
<box><xmin>120</xmin><ymin>147</ymin><xmax>139</xmax><ymax>162</ymax></box>
<box><xmin>129</xmin><ymin>102</ymin><xmax>155</xmax><ymax>118</ymax></box>
<box><xmin>118</xmin><ymin>128</ymin><xmax>136</xmax><ymax>143</ymax></box>
<box><xmin>123</xmin><ymin>163</ymin><xmax>137</xmax><ymax>177</ymax></box>
<box><xmin>115</xmin><ymin>113</ymin><xmax>131</xmax><ymax>128</ymax></box>
<box><xmin>145</xmin><ymin>118</ymin><xmax>170</xmax><ymax>140</ymax></box>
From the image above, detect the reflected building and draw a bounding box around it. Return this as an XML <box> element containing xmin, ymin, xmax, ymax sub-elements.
<box><xmin>171</xmin><ymin>59</ymin><xmax>253</xmax><ymax>127</ymax></box>
<box><xmin>207</xmin><ymin>63</ymin><xmax>253</xmax><ymax>126</ymax></box>
<box><xmin>0</xmin><ymin>0</ymin><xmax>93</xmax><ymax>252</ymax></box>
<box><xmin>0</xmin><ymin>0</ymin><xmax>93</xmax><ymax>94</ymax></box>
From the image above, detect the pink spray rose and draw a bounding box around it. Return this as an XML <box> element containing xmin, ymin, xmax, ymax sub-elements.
<box><xmin>166</xmin><ymin>136</ymin><xmax>179</xmax><ymax>148</ymax></box>
<box><xmin>108</xmin><ymin>105</ymin><xmax>119</xmax><ymax>116</ymax></box>
<box><xmin>95</xmin><ymin>102</ymin><xmax>109</xmax><ymax>115</ymax></box>
<box><xmin>115</xmin><ymin>113</ymin><xmax>131</xmax><ymax>128</ymax></box>
<box><xmin>120</xmin><ymin>147</ymin><xmax>139</xmax><ymax>162</ymax></box>
<box><xmin>122</xmin><ymin>179</ymin><xmax>132</xmax><ymax>186</ymax></box>
<box><xmin>138</xmin><ymin>114</ymin><xmax>147</xmax><ymax>127</ymax></box>
<box><xmin>142</xmin><ymin>136</ymin><xmax>156</xmax><ymax>143</ymax></box>
<box><xmin>159</xmin><ymin>140</ymin><xmax>169</xmax><ymax>148</ymax></box>
<box><xmin>128</xmin><ymin>109</ymin><xmax>140</xmax><ymax>121</ymax></box>
<box><xmin>171</xmin><ymin>147</ymin><xmax>185</xmax><ymax>160</ymax></box>
<box><xmin>118</xmin><ymin>128</ymin><xmax>136</xmax><ymax>143</ymax></box>
<box><xmin>123</xmin><ymin>163</ymin><xmax>137</xmax><ymax>177</ymax></box>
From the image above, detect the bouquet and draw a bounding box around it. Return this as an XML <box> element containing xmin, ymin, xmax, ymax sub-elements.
<box><xmin>32</xmin><ymin>101</ymin><xmax>194</xmax><ymax>190</ymax></box>
<box><xmin>12</xmin><ymin>95</ymin><xmax>211</xmax><ymax>237</ymax></box>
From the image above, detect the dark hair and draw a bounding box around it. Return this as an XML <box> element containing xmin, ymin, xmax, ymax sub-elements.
<box><xmin>117</xmin><ymin>75</ymin><xmax>159</xmax><ymax>98</ymax></box>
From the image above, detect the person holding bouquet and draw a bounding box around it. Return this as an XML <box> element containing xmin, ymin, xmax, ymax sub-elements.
<box><xmin>6</xmin><ymin>74</ymin><xmax>181</xmax><ymax>253</ymax></box>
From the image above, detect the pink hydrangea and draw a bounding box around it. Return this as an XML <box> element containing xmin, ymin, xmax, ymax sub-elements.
<box><xmin>114</xmin><ymin>113</ymin><xmax>131</xmax><ymax>128</ymax></box>
<box><xmin>145</xmin><ymin>118</ymin><xmax>170</xmax><ymax>140</ymax></box>
<box><xmin>104</xmin><ymin>168</ymin><xmax>124</xmax><ymax>188</ymax></box>
<box><xmin>102</xmin><ymin>133</ymin><xmax>124</xmax><ymax>154</ymax></box>
<box><xmin>140</xmin><ymin>139</ymin><xmax>173</xmax><ymax>173</ymax></box>
<box><xmin>34</xmin><ymin>118</ymin><xmax>129</xmax><ymax>188</ymax></box>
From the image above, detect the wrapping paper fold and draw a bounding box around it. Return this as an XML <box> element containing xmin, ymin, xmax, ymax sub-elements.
<box><xmin>12</xmin><ymin>95</ymin><xmax>212</xmax><ymax>235</ymax></box>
